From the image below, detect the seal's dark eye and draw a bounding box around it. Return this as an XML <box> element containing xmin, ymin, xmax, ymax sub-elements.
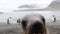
<box><xmin>22</xmin><ymin>20</ymin><xmax>27</xmax><ymax>27</ymax></box>
<box><xmin>42</xmin><ymin>18</ymin><xmax>45</xmax><ymax>25</ymax></box>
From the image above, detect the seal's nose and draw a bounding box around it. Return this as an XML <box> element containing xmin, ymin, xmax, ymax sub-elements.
<box><xmin>27</xmin><ymin>21</ymin><xmax>45</xmax><ymax>34</ymax></box>
<box><xmin>33</xmin><ymin>21</ymin><xmax>43</xmax><ymax>29</ymax></box>
<box><xmin>33</xmin><ymin>21</ymin><xmax>43</xmax><ymax>26</ymax></box>
<box><xmin>31</xmin><ymin>21</ymin><xmax>44</xmax><ymax>32</ymax></box>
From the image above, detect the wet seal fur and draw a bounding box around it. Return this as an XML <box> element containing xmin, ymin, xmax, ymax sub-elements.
<box><xmin>21</xmin><ymin>14</ymin><xmax>49</xmax><ymax>34</ymax></box>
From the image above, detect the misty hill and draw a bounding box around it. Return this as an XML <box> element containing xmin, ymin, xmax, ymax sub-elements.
<box><xmin>18</xmin><ymin>4</ymin><xmax>36</xmax><ymax>8</ymax></box>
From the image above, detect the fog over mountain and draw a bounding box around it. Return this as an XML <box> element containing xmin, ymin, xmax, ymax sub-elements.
<box><xmin>0</xmin><ymin>0</ymin><xmax>60</xmax><ymax>24</ymax></box>
<box><xmin>18</xmin><ymin>4</ymin><xmax>35</xmax><ymax>8</ymax></box>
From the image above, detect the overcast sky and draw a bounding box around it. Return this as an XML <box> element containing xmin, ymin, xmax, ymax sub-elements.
<box><xmin>1</xmin><ymin>0</ymin><xmax>60</xmax><ymax>24</ymax></box>
<box><xmin>0</xmin><ymin>0</ymin><xmax>53</xmax><ymax>13</ymax></box>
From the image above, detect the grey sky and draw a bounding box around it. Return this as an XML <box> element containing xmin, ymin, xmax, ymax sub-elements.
<box><xmin>0</xmin><ymin>0</ymin><xmax>60</xmax><ymax>24</ymax></box>
<box><xmin>0</xmin><ymin>0</ymin><xmax>53</xmax><ymax>13</ymax></box>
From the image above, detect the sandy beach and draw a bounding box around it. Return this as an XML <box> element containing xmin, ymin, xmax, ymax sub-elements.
<box><xmin>0</xmin><ymin>20</ymin><xmax>60</xmax><ymax>34</ymax></box>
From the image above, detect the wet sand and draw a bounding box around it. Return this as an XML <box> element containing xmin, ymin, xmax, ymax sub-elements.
<box><xmin>0</xmin><ymin>24</ymin><xmax>23</xmax><ymax>34</ymax></box>
<box><xmin>0</xmin><ymin>20</ymin><xmax>60</xmax><ymax>34</ymax></box>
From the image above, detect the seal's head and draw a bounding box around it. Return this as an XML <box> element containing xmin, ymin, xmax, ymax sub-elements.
<box><xmin>21</xmin><ymin>14</ymin><xmax>46</xmax><ymax>34</ymax></box>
